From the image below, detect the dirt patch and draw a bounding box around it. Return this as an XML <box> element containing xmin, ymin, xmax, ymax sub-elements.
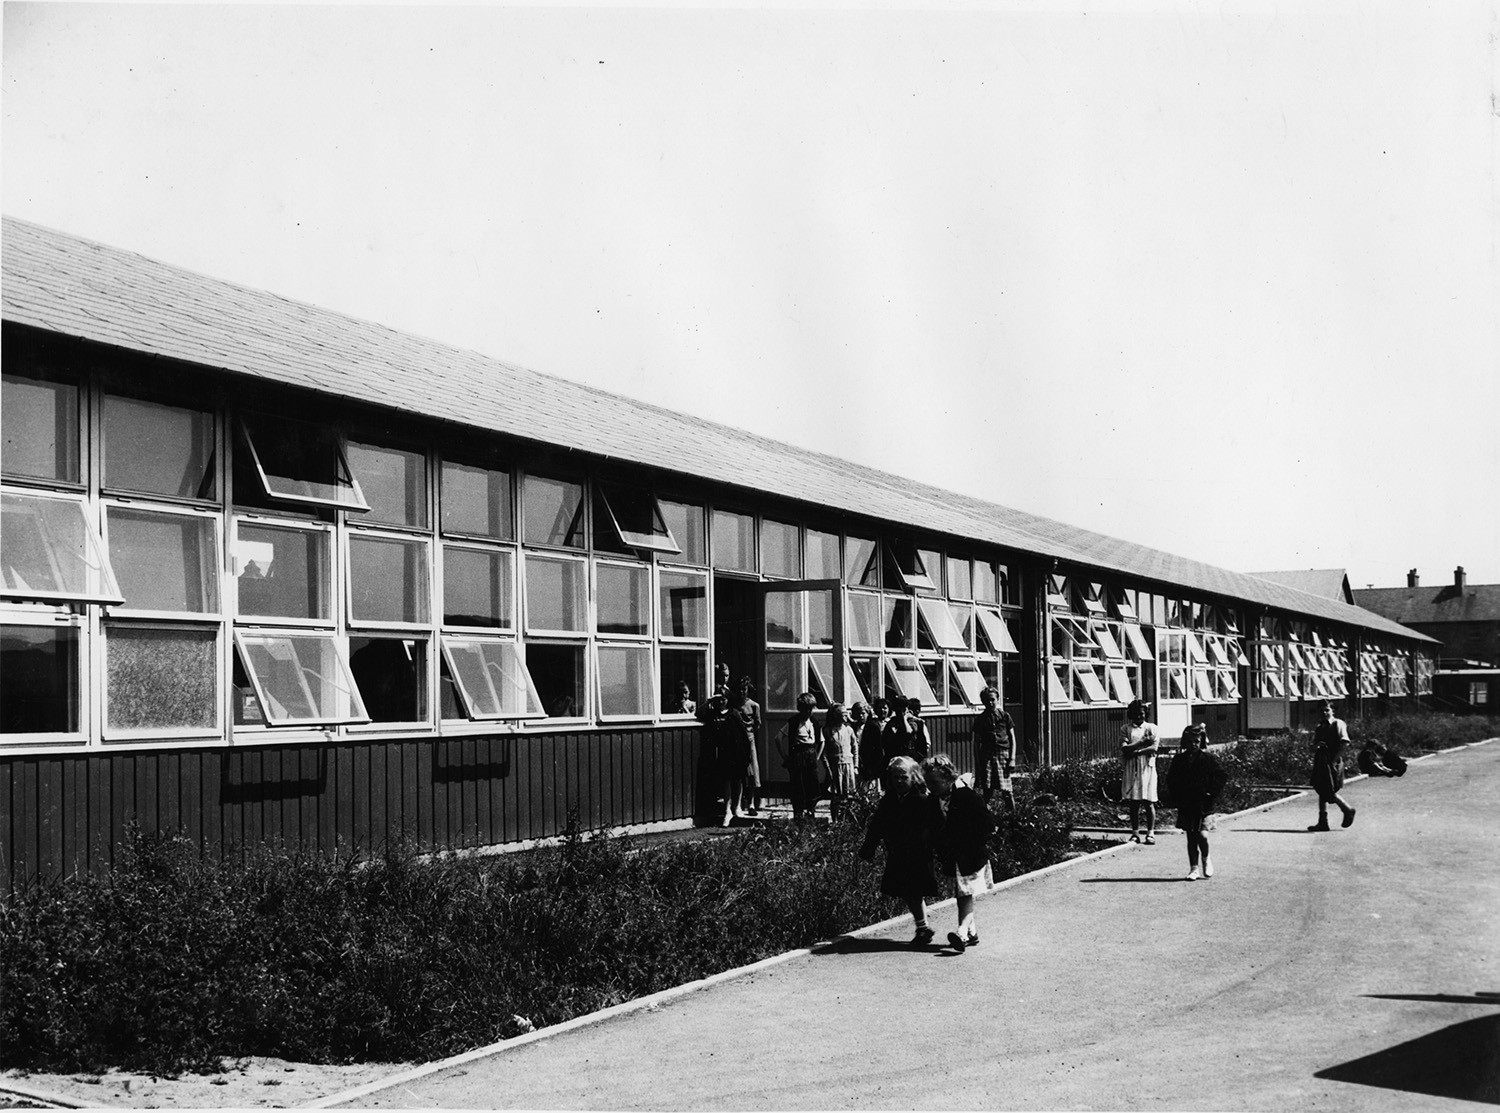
<box><xmin>2</xmin><ymin>1056</ymin><xmax>407</xmax><ymax>1109</ymax></box>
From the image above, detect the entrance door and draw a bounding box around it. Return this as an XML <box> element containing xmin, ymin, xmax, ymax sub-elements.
<box><xmin>758</xmin><ymin>579</ymin><xmax>849</xmax><ymax>786</ymax></box>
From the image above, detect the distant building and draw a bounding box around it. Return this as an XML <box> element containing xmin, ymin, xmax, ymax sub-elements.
<box><xmin>1249</xmin><ymin>569</ymin><xmax>1354</xmax><ymax>606</ymax></box>
<box><xmin>1354</xmin><ymin>568</ymin><xmax>1500</xmax><ymax>669</ymax></box>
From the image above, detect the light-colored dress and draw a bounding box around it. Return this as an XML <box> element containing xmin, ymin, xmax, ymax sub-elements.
<box><xmin>1120</xmin><ymin>721</ymin><xmax>1159</xmax><ymax>802</ymax></box>
<box><xmin>825</xmin><ymin>723</ymin><xmax>858</xmax><ymax>795</ymax></box>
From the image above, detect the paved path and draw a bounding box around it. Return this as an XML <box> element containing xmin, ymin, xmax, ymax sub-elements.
<box><xmin>344</xmin><ymin>742</ymin><xmax>1500</xmax><ymax>1111</ymax></box>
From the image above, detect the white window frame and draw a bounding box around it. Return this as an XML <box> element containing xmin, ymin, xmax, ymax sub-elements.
<box><xmin>438</xmin><ymin>459</ymin><xmax>514</xmax><ymax>542</ymax></box>
<box><xmin>102</xmin><ymin>620</ymin><xmax>223</xmax><ymax>741</ymax></box>
<box><xmin>977</xmin><ymin>606</ymin><xmax>1019</xmax><ymax>654</ymax></box>
<box><xmin>593</xmin><ymin>557</ymin><xmax>653</xmax><ymax>641</ymax></box>
<box><xmin>949</xmin><ymin>656</ymin><xmax>986</xmax><ymax>707</ymax></box>
<box><xmin>439</xmin><ymin>635</ymin><xmax>545</xmax><ymax>721</ymax></box>
<box><xmin>440</xmin><ymin>540</ymin><xmax>517</xmax><ymax>633</ymax></box>
<box><xmin>237</xmin><ymin>415</ymin><xmax>370</xmax><ymax>513</ymax></box>
<box><xmin>101</xmin><ymin>500</ymin><xmax>223</xmax><ymax>620</ymax></box>
<box><xmin>657</xmin><ymin>566</ymin><xmax>710</xmax><ymax>642</ymax></box>
<box><xmin>0</xmin><ymin>606</ymin><xmax>88</xmax><ymax>745</ymax></box>
<box><xmin>522</xmin><ymin>550</ymin><xmax>590</xmax><ymax>637</ymax></box>
<box><xmin>1</xmin><ymin>487</ymin><xmax>125</xmax><ymax>606</ymax></box>
<box><xmin>343</xmin><ymin>631</ymin><xmax>435</xmax><ymax>734</ymax></box>
<box><xmin>887</xmin><ymin>541</ymin><xmax>936</xmax><ymax>592</ymax></box>
<box><xmin>596</xmin><ymin>483</ymin><xmax>681</xmax><ymax>555</ymax></box>
<box><xmin>345</xmin><ymin>527</ymin><xmax>433</xmax><ymax>630</ymax></box>
<box><xmin>916</xmin><ymin>596</ymin><xmax>967</xmax><ymax>652</ymax></box>
<box><xmin>233</xmin><ymin>628</ymin><xmax>371</xmax><ymax>727</ymax></box>
<box><xmin>232</xmin><ymin>514</ymin><xmax>336</xmax><ymax>628</ymax></box>
<box><xmin>884</xmin><ymin>654</ymin><xmax>939</xmax><ymax>706</ymax></box>
<box><xmin>1122</xmin><ymin>623</ymin><xmax>1154</xmax><ymax>662</ymax></box>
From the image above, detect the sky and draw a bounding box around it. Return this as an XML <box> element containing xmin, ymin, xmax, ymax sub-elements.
<box><xmin>4</xmin><ymin>1</ymin><xmax>1498</xmax><ymax>589</ymax></box>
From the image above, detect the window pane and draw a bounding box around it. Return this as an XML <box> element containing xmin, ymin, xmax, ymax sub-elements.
<box><xmin>973</xmin><ymin>560</ymin><xmax>998</xmax><ymax>604</ymax></box>
<box><xmin>527</xmin><ymin>642</ymin><xmax>586</xmax><ymax>717</ymax></box>
<box><xmin>442</xmin><ymin>638</ymin><xmax>543</xmax><ymax>719</ymax></box>
<box><xmin>977</xmin><ymin>607</ymin><xmax>1019</xmax><ymax>654</ymax></box>
<box><xmin>761</xmin><ymin>519</ymin><xmax>799</xmax><ymax>578</ymax></box>
<box><xmin>2</xmin><ymin>375</ymin><xmax>79</xmax><ymax>483</ymax></box>
<box><xmin>765</xmin><ymin>590</ymin><xmax>802</xmax><ymax>645</ymax></box>
<box><xmin>890</xmin><ymin>541</ymin><xmax>936</xmax><ymax>592</ymax></box>
<box><xmin>661</xmin><ymin>648</ymin><xmax>707</xmax><ymax>714</ymax></box>
<box><xmin>443</xmin><ymin>545</ymin><xmax>514</xmax><ymax>628</ymax></box>
<box><xmin>103</xmin><ymin>395</ymin><xmax>215</xmax><ymax>499</ymax></box>
<box><xmin>349</xmin><ymin>635</ymin><xmax>428</xmax><ymax>723</ymax></box>
<box><xmin>597</xmin><ymin>644</ymin><xmax>654</xmax><ymax>718</ymax></box>
<box><xmin>441</xmin><ymin>461</ymin><xmax>512</xmax><ymax>539</ymax></box>
<box><xmin>916</xmin><ymin>597</ymin><xmax>966</xmax><ymax>651</ymax></box>
<box><xmin>659</xmin><ymin>500</ymin><xmax>706</xmax><ymax>565</ymax></box>
<box><xmin>106</xmin><ymin>508</ymin><xmax>219</xmax><ymax>614</ymax></box>
<box><xmin>806</xmin><ymin>530</ymin><xmax>840</xmax><ymax>580</ymax></box>
<box><xmin>1</xmin><ymin>491</ymin><xmax>123</xmax><ymax>604</ymax></box>
<box><xmin>712</xmin><ymin>510</ymin><xmax>755</xmax><ymax>572</ymax></box>
<box><xmin>844</xmin><ymin>536</ymin><xmax>880</xmax><ymax>587</ymax></box>
<box><xmin>106</xmin><ymin>625</ymin><xmax>218</xmax><ymax>732</ymax></box>
<box><xmin>350</xmin><ymin>535</ymin><xmax>430</xmax><ymax>624</ymax></box>
<box><xmin>850</xmin><ymin>656</ymin><xmax>877</xmax><ymax>704</ymax></box>
<box><xmin>807</xmin><ymin>592</ymin><xmax>833</xmax><ymax>647</ymax></box>
<box><xmin>234</xmin><ymin>523</ymin><xmax>330</xmax><ymax>620</ymax></box>
<box><xmin>947</xmin><ymin>557</ymin><xmax>972</xmax><ymax>600</ymax></box>
<box><xmin>237</xmin><ymin>633</ymin><xmax>368</xmax><ymax>724</ymax></box>
<box><xmin>765</xmin><ymin>653</ymin><xmax>800</xmax><ymax>711</ymax></box>
<box><xmin>347</xmin><ymin>442</ymin><xmax>426</xmax><ymax>528</ymax></box>
<box><xmin>885</xmin><ymin>656</ymin><xmax>938</xmax><ymax>706</ymax></box>
<box><xmin>238</xmin><ymin>415</ymin><xmax>366</xmax><ymax>510</ymax></box>
<box><xmin>921</xmin><ymin>659</ymin><xmax>944</xmax><ymax>705</ymax></box>
<box><xmin>525</xmin><ymin>555</ymin><xmax>586</xmax><ymax>632</ymax></box>
<box><xmin>883</xmin><ymin>596</ymin><xmax>912</xmax><ymax>649</ymax></box>
<box><xmin>949</xmin><ymin>603</ymin><xmax>975</xmax><ymax>650</ymax></box>
<box><xmin>598</xmin><ymin>485</ymin><xmax>679</xmax><ymax>554</ymax></box>
<box><xmin>659</xmin><ymin>569</ymin><xmax>708</xmax><ymax>639</ymax></box>
<box><xmin>950</xmin><ymin>658</ymin><xmax>986</xmax><ymax>705</ymax></box>
<box><xmin>522</xmin><ymin>475</ymin><xmax>584</xmax><ymax>548</ymax></box>
<box><xmin>917</xmin><ymin>548</ymin><xmax>943</xmax><ymax>594</ymax></box>
<box><xmin>807</xmin><ymin>653</ymin><xmax>834</xmax><ymax>708</ymax></box>
<box><xmin>848</xmin><ymin>592</ymin><xmax>883</xmax><ymax>649</ymax></box>
<box><xmin>1</xmin><ymin>624</ymin><xmax>79</xmax><ymax>733</ymax></box>
<box><xmin>597</xmin><ymin>563</ymin><xmax>650</xmax><ymax>637</ymax></box>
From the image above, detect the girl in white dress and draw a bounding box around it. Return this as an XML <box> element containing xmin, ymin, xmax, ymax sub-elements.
<box><xmin>1119</xmin><ymin>699</ymin><xmax>1160</xmax><ymax>843</ymax></box>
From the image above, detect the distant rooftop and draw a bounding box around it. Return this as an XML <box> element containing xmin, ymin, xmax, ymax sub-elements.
<box><xmin>1248</xmin><ymin>569</ymin><xmax>1354</xmax><ymax>605</ymax></box>
<box><xmin>2</xmin><ymin>215</ymin><xmax>1432</xmax><ymax>645</ymax></box>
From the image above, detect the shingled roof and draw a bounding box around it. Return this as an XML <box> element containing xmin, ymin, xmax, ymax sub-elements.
<box><xmin>1</xmin><ymin>216</ymin><xmax>1432</xmax><ymax>645</ymax></box>
<box><xmin>1248</xmin><ymin>569</ymin><xmax>1354</xmax><ymax>604</ymax></box>
<box><xmin>1353</xmin><ymin>583</ymin><xmax>1500</xmax><ymax>626</ymax></box>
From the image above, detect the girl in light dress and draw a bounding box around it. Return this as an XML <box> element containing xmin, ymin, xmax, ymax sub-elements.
<box><xmin>823</xmin><ymin>703</ymin><xmax>859</xmax><ymax>821</ymax></box>
<box><xmin>1119</xmin><ymin>699</ymin><xmax>1160</xmax><ymax>843</ymax></box>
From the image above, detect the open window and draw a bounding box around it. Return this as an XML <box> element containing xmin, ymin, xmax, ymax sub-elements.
<box><xmin>1074</xmin><ymin>664</ymin><xmax>1108</xmax><ymax>703</ymax></box>
<box><xmin>1091</xmin><ymin>623</ymin><xmax>1124</xmax><ymax>661</ymax></box>
<box><xmin>1107</xmin><ymin>664</ymin><xmax>1136</xmax><ymax>704</ymax></box>
<box><xmin>596</xmin><ymin>484</ymin><xmax>681</xmax><ymax>555</ymax></box>
<box><xmin>884</xmin><ymin>655</ymin><xmax>939</xmax><ymax>707</ymax></box>
<box><xmin>1046</xmin><ymin>573</ymin><xmax>1070</xmax><ymax>609</ymax></box>
<box><xmin>1048</xmin><ymin>664</ymin><xmax>1070</xmax><ymax>704</ymax></box>
<box><xmin>1111</xmin><ymin>588</ymin><xmax>1137</xmax><ymax>621</ymax></box>
<box><xmin>441</xmin><ymin>637</ymin><xmax>544</xmax><ymax>720</ymax></box>
<box><xmin>1</xmin><ymin>489</ymin><xmax>124</xmax><ymax>605</ymax></box>
<box><xmin>1081</xmin><ymin>582</ymin><xmax>1106</xmax><ymax>614</ymax></box>
<box><xmin>1121</xmin><ymin>624</ymin><xmax>1154</xmax><ymax>661</ymax></box>
<box><xmin>886</xmin><ymin>540</ymin><xmax>936</xmax><ymax>592</ymax></box>
<box><xmin>237</xmin><ymin>415</ymin><xmax>369</xmax><ymax>511</ymax></box>
<box><xmin>916</xmin><ymin>597</ymin><xmax>966</xmax><ymax>652</ymax></box>
<box><xmin>234</xmin><ymin>631</ymin><xmax>369</xmax><ymax>726</ymax></box>
<box><xmin>949</xmin><ymin>657</ymin><xmax>986</xmax><ymax>706</ymax></box>
<box><xmin>976</xmin><ymin>607</ymin><xmax>1019</xmax><ymax>654</ymax></box>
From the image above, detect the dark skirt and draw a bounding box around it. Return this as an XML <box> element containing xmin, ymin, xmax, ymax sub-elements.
<box><xmin>1176</xmin><ymin>807</ymin><xmax>1209</xmax><ymax>832</ymax></box>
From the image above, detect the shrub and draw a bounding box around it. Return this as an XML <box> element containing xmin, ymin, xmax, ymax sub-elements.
<box><xmin>0</xmin><ymin>802</ymin><xmax>1081</xmax><ymax>1076</ymax></box>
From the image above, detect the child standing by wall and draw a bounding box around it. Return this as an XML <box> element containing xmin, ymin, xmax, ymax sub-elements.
<box><xmin>859</xmin><ymin>755</ymin><xmax>940</xmax><ymax>946</ymax></box>
<box><xmin>823</xmin><ymin>702</ymin><xmax>858</xmax><ymax>821</ymax></box>
<box><xmin>923</xmin><ymin>753</ymin><xmax>996</xmax><ymax>951</ymax></box>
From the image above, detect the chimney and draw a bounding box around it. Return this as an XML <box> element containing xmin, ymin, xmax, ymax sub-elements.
<box><xmin>1455</xmin><ymin>566</ymin><xmax>1467</xmax><ymax>591</ymax></box>
<box><xmin>1407</xmin><ymin>569</ymin><xmax>1419</xmax><ymax>588</ymax></box>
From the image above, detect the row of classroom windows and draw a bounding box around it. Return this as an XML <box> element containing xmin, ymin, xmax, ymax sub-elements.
<box><xmin>1</xmin><ymin>370</ymin><xmax>1024</xmax><ymax>744</ymax></box>
<box><xmin>0</xmin><ymin>367</ymin><xmax>1434</xmax><ymax>744</ymax></box>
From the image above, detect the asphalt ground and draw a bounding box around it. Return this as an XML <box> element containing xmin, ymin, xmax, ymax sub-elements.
<box><xmin>330</xmin><ymin>740</ymin><xmax>1500</xmax><ymax>1112</ymax></box>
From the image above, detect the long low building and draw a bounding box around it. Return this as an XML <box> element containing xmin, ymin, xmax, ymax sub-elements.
<box><xmin>0</xmin><ymin>217</ymin><xmax>1436</xmax><ymax>885</ymax></box>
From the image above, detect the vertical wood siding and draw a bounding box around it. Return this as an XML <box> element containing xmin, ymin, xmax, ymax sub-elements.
<box><xmin>2</xmin><ymin>725</ymin><xmax>700</xmax><ymax>889</ymax></box>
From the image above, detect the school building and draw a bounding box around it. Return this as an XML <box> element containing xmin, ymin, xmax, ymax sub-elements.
<box><xmin>0</xmin><ymin>217</ymin><xmax>1437</xmax><ymax>885</ymax></box>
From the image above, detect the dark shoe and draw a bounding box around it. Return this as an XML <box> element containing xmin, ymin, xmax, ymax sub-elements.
<box><xmin>965</xmin><ymin>933</ymin><xmax>980</xmax><ymax>948</ymax></box>
<box><xmin>947</xmin><ymin>932</ymin><xmax>967</xmax><ymax>952</ymax></box>
<box><xmin>911</xmin><ymin>926</ymin><xmax>935</xmax><ymax>947</ymax></box>
<box><xmin>1342</xmin><ymin>808</ymin><xmax>1356</xmax><ymax>828</ymax></box>
<box><xmin>1308</xmin><ymin>822</ymin><xmax>1331</xmax><ymax>832</ymax></box>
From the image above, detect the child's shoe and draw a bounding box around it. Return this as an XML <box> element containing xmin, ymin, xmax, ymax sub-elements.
<box><xmin>1342</xmin><ymin>808</ymin><xmax>1356</xmax><ymax>828</ymax></box>
<box><xmin>1185</xmin><ymin>866</ymin><xmax>1200</xmax><ymax>881</ymax></box>
<box><xmin>1143</xmin><ymin>834</ymin><xmax>1156</xmax><ymax>845</ymax></box>
<box><xmin>1202</xmin><ymin>854</ymin><xmax>1214</xmax><ymax>878</ymax></box>
<box><xmin>911</xmin><ymin>925</ymin><xmax>935</xmax><ymax>947</ymax></box>
<box><xmin>1308</xmin><ymin>821</ymin><xmax>1330</xmax><ymax>832</ymax></box>
<box><xmin>947</xmin><ymin>932</ymin><xmax>967</xmax><ymax>952</ymax></box>
<box><xmin>965</xmin><ymin>932</ymin><xmax>979</xmax><ymax>948</ymax></box>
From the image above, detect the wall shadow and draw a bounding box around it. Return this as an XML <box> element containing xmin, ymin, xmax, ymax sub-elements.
<box><xmin>1315</xmin><ymin>1014</ymin><xmax>1500</xmax><ymax>1106</ymax></box>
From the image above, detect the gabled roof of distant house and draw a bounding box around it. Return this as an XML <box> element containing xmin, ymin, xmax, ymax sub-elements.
<box><xmin>1353</xmin><ymin>583</ymin><xmax>1500</xmax><ymax>626</ymax></box>
<box><xmin>1</xmin><ymin>215</ymin><xmax>1434</xmax><ymax>645</ymax></box>
<box><xmin>1249</xmin><ymin>569</ymin><xmax>1354</xmax><ymax>605</ymax></box>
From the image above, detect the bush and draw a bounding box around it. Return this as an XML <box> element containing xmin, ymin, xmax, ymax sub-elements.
<box><xmin>1349</xmin><ymin>712</ymin><xmax>1500</xmax><ymax>755</ymax></box>
<box><xmin>1031</xmin><ymin>757</ymin><xmax>1122</xmax><ymax>804</ymax></box>
<box><xmin>1</xmin><ymin>800</ymin><xmax>1080</xmax><ymax>1076</ymax></box>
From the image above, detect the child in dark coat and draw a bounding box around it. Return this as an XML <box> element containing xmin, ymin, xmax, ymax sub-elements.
<box><xmin>1165</xmin><ymin>722</ymin><xmax>1228</xmax><ymax>880</ymax></box>
<box><xmin>859</xmin><ymin>755</ymin><xmax>940</xmax><ymax>946</ymax></box>
<box><xmin>922</xmin><ymin>754</ymin><xmax>996</xmax><ymax>951</ymax></box>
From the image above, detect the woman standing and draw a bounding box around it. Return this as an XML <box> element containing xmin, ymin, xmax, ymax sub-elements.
<box><xmin>1119</xmin><ymin>699</ymin><xmax>1160</xmax><ymax>844</ymax></box>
